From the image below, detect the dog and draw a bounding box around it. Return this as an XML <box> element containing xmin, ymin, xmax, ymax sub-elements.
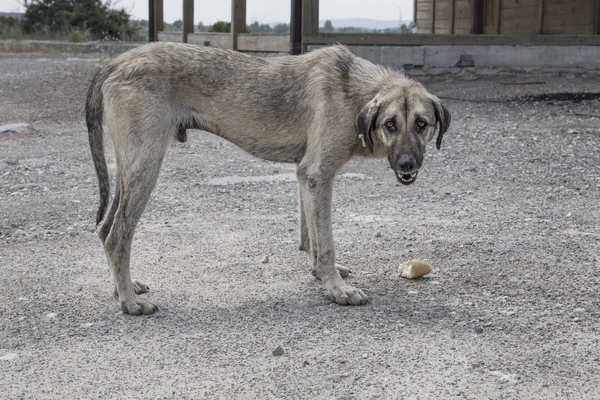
<box><xmin>86</xmin><ymin>42</ymin><xmax>450</xmax><ymax>314</ymax></box>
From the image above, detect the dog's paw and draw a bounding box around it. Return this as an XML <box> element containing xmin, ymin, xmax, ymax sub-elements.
<box><xmin>114</xmin><ymin>280</ymin><xmax>150</xmax><ymax>297</ymax></box>
<box><xmin>335</xmin><ymin>264</ymin><xmax>351</xmax><ymax>279</ymax></box>
<box><xmin>325</xmin><ymin>281</ymin><xmax>368</xmax><ymax>306</ymax></box>
<box><xmin>313</xmin><ymin>264</ymin><xmax>351</xmax><ymax>279</ymax></box>
<box><xmin>132</xmin><ymin>280</ymin><xmax>150</xmax><ymax>294</ymax></box>
<box><xmin>120</xmin><ymin>296</ymin><xmax>158</xmax><ymax>315</ymax></box>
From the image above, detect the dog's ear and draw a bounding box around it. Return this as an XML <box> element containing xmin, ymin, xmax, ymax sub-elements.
<box><xmin>431</xmin><ymin>97</ymin><xmax>451</xmax><ymax>150</ymax></box>
<box><xmin>354</xmin><ymin>98</ymin><xmax>381</xmax><ymax>152</ymax></box>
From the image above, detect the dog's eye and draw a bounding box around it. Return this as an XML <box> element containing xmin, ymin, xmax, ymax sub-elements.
<box><xmin>417</xmin><ymin>120</ymin><xmax>427</xmax><ymax>129</ymax></box>
<box><xmin>385</xmin><ymin>120</ymin><xmax>395</xmax><ymax>129</ymax></box>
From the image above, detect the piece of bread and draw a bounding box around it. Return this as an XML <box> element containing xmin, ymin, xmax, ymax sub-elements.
<box><xmin>398</xmin><ymin>259</ymin><xmax>432</xmax><ymax>279</ymax></box>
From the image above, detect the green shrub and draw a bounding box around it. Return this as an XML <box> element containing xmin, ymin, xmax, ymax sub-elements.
<box><xmin>22</xmin><ymin>0</ymin><xmax>139</xmax><ymax>41</ymax></box>
<box><xmin>69</xmin><ymin>26</ymin><xmax>92</xmax><ymax>42</ymax></box>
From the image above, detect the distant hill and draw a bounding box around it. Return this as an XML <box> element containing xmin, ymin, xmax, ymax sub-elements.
<box><xmin>319</xmin><ymin>18</ymin><xmax>411</xmax><ymax>30</ymax></box>
<box><xmin>266</xmin><ymin>18</ymin><xmax>411</xmax><ymax>31</ymax></box>
<box><xmin>0</xmin><ymin>12</ymin><xmax>23</xmax><ymax>19</ymax></box>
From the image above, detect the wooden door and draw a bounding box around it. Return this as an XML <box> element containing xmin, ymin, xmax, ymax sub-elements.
<box><xmin>483</xmin><ymin>0</ymin><xmax>501</xmax><ymax>33</ymax></box>
<box><xmin>473</xmin><ymin>0</ymin><xmax>485</xmax><ymax>33</ymax></box>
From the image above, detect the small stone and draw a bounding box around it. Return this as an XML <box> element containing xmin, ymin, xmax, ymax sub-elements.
<box><xmin>303</xmin><ymin>360</ymin><xmax>310</xmax><ymax>366</ymax></box>
<box><xmin>566</xmin><ymin>128</ymin><xmax>579</xmax><ymax>134</ymax></box>
<box><xmin>328</xmin><ymin>373</ymin><xmax>351</xmax><ymax>382</ymax></box>
<box><xmin>375</xmin><ymin>232</ymin><xmax>382</xmax><ymax>238</ymax></box>
<box><xmin>46</xmin><ymin>313</ymin><xmax>57</xmax><ymax>319</ymax></box>
<box><xmin>489</xmin><ymin>370</ymin><xmax>519</xmax><ymax>384</ymax></box>
<box><xmin>574</xmin><ymin>308</ymin><xmax>586</xmax><ymax>313</ymax></box>
<box><xmin>272</xmin><ymin>345</ymin><xmax>284</xmax><ymax>356</ymax></box>
<box><xmin>0</xmin><ymin>123</ymin><xmax>34</xmax><ymax>133</ymax></box>
<box><xmin>474</xmin><ymin>326</ymin><xmax>484</xmax><ymax>334</ymax></box>
<box><xmin>261</xmin><ymin>255</ymin><xmax>269</xmax><ymax>264</ymax></box>
<box><xmin>0</xmin><ymin>353</ymin><xmax>18</xmax><ymax>361</ymax></box>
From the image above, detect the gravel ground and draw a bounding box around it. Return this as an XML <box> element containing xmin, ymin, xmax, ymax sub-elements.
<box><xmin>1</xmin><ymin>51</ymin><xmax>599</xmax><ymax>399</ymax></box>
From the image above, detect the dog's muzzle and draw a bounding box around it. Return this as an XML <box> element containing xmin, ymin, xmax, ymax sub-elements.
<box><xmin>395</xmin><ymin>171</ymin><xmax>418</xmax><ymax>185</ymax></box>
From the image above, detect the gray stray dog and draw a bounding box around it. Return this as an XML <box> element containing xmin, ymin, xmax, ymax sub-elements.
<box><xmin>86</xmin><ymin>42</ymin><xmax>450</xmax><ymax>314</ymax></box>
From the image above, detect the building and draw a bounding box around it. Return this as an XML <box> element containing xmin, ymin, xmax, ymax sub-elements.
<box><xmin>414</xmin><ymin>0</ymin><xmax>600</xmax><ymax>35</ymax></box>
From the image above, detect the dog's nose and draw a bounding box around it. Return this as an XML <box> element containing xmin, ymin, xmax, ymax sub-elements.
<box><xmin>398</xmin><ymin>155</ymin><xmax>417</xmax><ymax>172</ymax></box>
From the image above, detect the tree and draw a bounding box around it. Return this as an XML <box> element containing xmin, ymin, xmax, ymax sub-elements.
<box><xmin>272</xmin><ymin>23</ymin><xmax>289</xmax><ymax>33</ymax></box>
<box><xmin>247</xmin><ymin>21</ymin><xmax>271</xmax><ymax>33</ymax></box>
<box><xmin>197</xmin><ymin>21</ymin><xmax>206</xmax><ymax>31</ymax></box>
<box><xmin>21</xmin><ymin>0</ymin><xmax>136</xmax><ymax>40</ymax></box>
<box><xmin>172</xmin><ymin>19</ymin><xmax>182</xmax><ymax>30</ymax></box>
<box><xmin>208</xmin><ymin>21</ymin><xmax>230</xmax><ymax>33</ymax></box>
<box><xmin>322</xmin><ymin>20</ymin><xmax>334</xmax><ymax>32</ymax></box>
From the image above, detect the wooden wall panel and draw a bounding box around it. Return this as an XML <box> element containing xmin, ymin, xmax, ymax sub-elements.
<box><xmin>543</xmin><ymin>0</ymin><xmax>594</xmax><ymax>34</ymax></box>
<box><xmin>415</xmin><ymin>0</ymin><xmax>597</xmax><ymax>35</ymax></box>
<box><xmin>501</xmin><ymin>17</ymin><xmax>538</xmax><ymax>32</ymax></box>
<box><xmin>453</xmin><ymin>0</ymin><xmax>475</xmax><ymax>33</ymax></box>
<box><xmin>434</xmin><ymin>0</ymin><xmax>453</xmax><ymax>33</ymax></box>
<box><xmin>416</xmin><ymin>0</ymin><xmax>434</xmax><ymax>11</ymax></box>
<box><xmin>502</xmin><ymin>5</ymin><xmax>538</xmax><ymax>19</ymax></box>
<box><xmin>416</xmin><ymin>0</ymin><xmax>435</xmax><ymax>33</ymax></box>
<box><xmin>545</xmin><ymin>1</ymin><xmax>590</xmax><ymax>14</ymax></box>
<box><xmin>544</xmin><ymin>24</ymin><xmax>593</xmax><ymax>34</ymax></box>
<box><xmin>500</xmin><ymin>0</ymin><xmax>538</xmax><ymax>34</ymax></box>
<box><xmin>502</xmin><ymin>0</ymin><xmax>539</xmax><ymax>8</ymax></box>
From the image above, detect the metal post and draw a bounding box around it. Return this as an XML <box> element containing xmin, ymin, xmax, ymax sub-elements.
<box><xmin>413</xmin><ymin>0</ymin><xmax>417</xmax><ymax>27</ymax></box>
<box><xmin>537</xmin><ymin>0</ymin><xmax>544</xmax><ymax>34</ymax></box>
<box><xmin>183</xmin><ymin>0</ymin><xmax>194</xmax><ymax>43</ymax></box>
<box><xmin>154</xmin><ymin>0</ymin><xmax>164</xmax><ymax>41</ymax></box>
<box><xmin>497</xmin><ymin>0</ymin><xmax>502</xmax><ymax>34</ymax></box>
<box><xmin>301</xmin><ymin>0</ymin><xmax>318</xmax><ymax>53</ymax></box>
<box><xmin>149</xmin><ymin>0</ymin><xmax>155</xmax><ymax>42</ymax></box>
<box><xmin>595</xmin><ymin>0</ymin><xmax>600</xmax><ymax>34</ymax></box>
<box><xmin>450</xmin><ymin>0</ymin><xmax>455</xmax><ymax>34</ymax></box>
<box><xmin>432</xmin><ymin>0</ymin><xmax>436</xmax><ymax>33</ymax></box>
<box><xmin>231</xmin><ymin>0</ymin><xmax>247</xmax><ymax>51</ymax></box>
<box><xmin>290</xmin><ymin>0</ymin><xmax>302</xmax><ymax>54</ymax></box>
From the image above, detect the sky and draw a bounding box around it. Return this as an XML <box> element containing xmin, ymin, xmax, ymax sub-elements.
<box><xmin>0</xmin><ymin>0</ymin><xmax>414</xmax><ymax>24</ymax></box>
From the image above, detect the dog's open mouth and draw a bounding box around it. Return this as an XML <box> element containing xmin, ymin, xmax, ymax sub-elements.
<box><xmin>396</xmin><ymin>171</ymin><xmax>418</xmax><ymax>185</ymax></box>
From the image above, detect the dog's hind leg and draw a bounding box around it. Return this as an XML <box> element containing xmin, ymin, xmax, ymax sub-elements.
<box><xmin>103</xmin><ymin>125</ymin><xmax>169</xmax><ymax>315</ymax></box>
<box><xmin>98</xmin><ymin>180</ymin><xmax>120</xmax><ymax>245</ymax></box>
<box><xmin>99</xmin><ymin>178</ymin><xmax>151</xmax><ymax>297</ymax></box>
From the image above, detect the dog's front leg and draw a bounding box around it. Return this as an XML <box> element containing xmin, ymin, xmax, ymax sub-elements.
<box><xmin>297</xmin><ymin>182</ymin><xmax>311</xmax><ymax>253</ymax></box>
<box><xmin>296</xmin><ymin>164</ymin><xmax>368</xmax><ymax>306</ymax></box>
<box><xmin>298</xmin><ymin>176</ymin><xmax>352</xmax><ymax>279</ymax></box>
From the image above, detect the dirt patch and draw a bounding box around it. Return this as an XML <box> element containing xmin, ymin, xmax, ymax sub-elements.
<box><xmin>516</xmin><ymin>92</ymin><xmax>600</xmax><ymax>103</ymax></box>
<box><xmin>1</xmin><ymin>53</ymin><xmax>599</xmax><ymax>399</ymax></box>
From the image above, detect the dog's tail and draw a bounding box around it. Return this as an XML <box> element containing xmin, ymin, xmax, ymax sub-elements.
<box><xmin>86</xmin><ymin>65</ymin><xmax>114</xmax><ymax>225</ymax></box>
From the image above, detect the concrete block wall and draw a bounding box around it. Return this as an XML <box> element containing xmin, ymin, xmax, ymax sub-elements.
<box><xmin>157</xmin><ymin>32</ymin><xmax>183</xmax><ymax>43</ymax></box>
<box><xmin>180</xmin><ymin>33</ymin><xmax>289</xmax><ymax>52</ymax></box>
<box><xmin>188</xmin><ymin>33</ymin><xmax>231</xmax><ymax>48</ymax></box>
<box><xmin>424</xmin><ymin>46</ymin><xmax>600</xmax><ymax>69</ymax></box>
<box><xmin>1</xmin><ymin>39</ymin><xmax>597</xmax><ymax>71</ymax></box>
<box><xmin>309</xmin><ymin>45</ymin><xmax>600</xmax><ymax>71</ymax></box>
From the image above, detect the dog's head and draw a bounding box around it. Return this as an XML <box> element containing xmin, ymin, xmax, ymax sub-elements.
<box><xmin>354</xmin><ymin>83</ymin><xmax>451</xmax><ymax>185</ymax></box>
